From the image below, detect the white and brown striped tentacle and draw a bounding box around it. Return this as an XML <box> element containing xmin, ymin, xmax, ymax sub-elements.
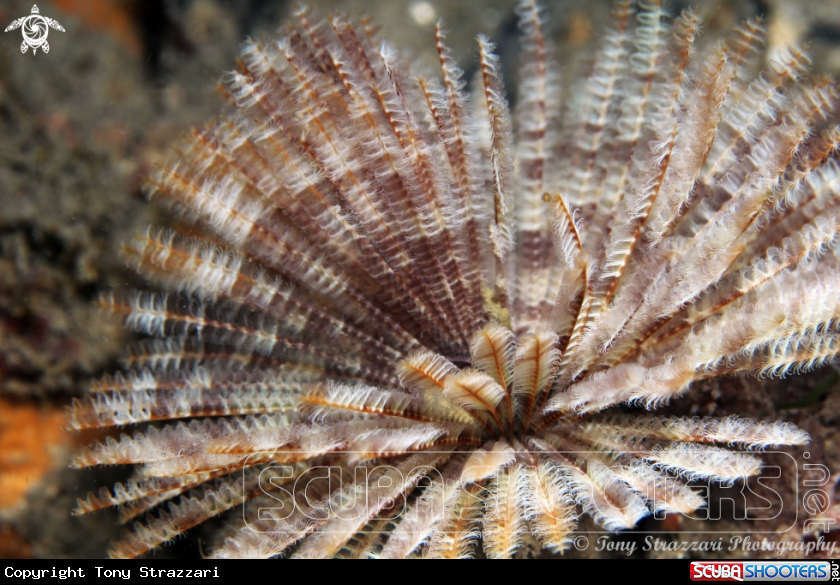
<box><xmin>479</xmin><ymin>35</ymin><xmax>516</xmax><ymax>323</ymax></box>
<box><xmin>512</xmin><ymin>0</ymin><xmax>559</xmax><ymax>332</ymax></box>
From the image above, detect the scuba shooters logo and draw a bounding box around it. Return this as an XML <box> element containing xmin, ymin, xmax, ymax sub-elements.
<box><xmin>4</xmin><ymin>5</ymin><xmax>64</xmax><ymax>54</ymax></box>
<box><xmin>690</xmin><ymin>561</ymin><xmax>839</xmax><ymax>582</ymax></box>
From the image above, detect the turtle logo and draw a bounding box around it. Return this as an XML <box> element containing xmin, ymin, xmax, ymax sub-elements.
<box><xmin>4</xmin><ymin>5</ymin><xmax>64</xmax><ymax>55</ymax></box>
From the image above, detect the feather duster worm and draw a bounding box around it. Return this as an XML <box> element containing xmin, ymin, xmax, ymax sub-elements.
<box><xmin>69</xmin><ymin>0</ymin><xmax>838</xmax><ymax>558</ymax></box>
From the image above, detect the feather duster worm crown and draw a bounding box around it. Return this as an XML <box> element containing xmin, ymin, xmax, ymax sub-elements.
<box><xmin>68</xmin><ymin>0</ymin><xmax>839</xmax><ymax>558</ymax></box>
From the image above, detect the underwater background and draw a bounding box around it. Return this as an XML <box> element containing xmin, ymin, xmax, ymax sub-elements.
<box><xmin>1</xmin><ymin>0</ymin><xmax>840</xmax><ymax>559</ymax></box>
